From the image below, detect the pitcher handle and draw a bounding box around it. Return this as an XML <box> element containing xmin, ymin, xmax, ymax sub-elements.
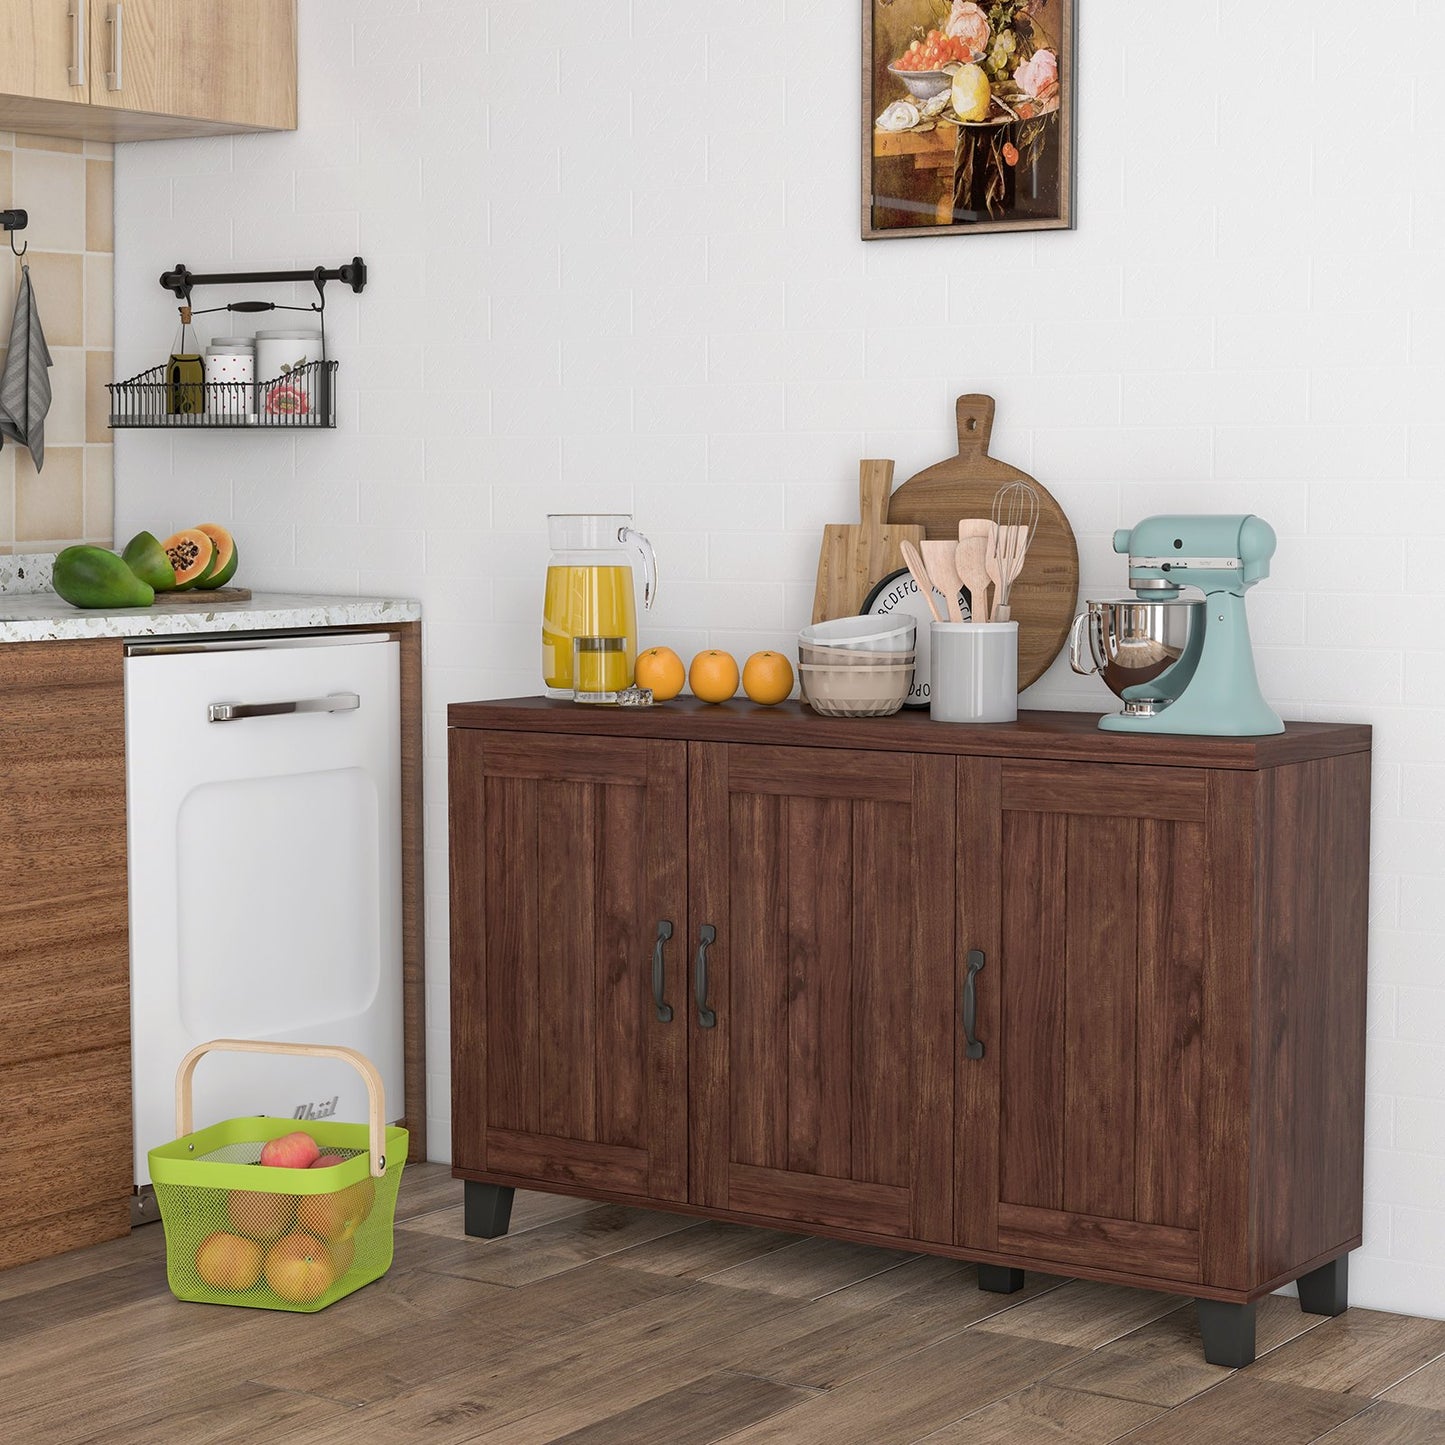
<box><xmin>621</xmin><ymin>526</ymin><xmax>658</xmax><ymax>610</ymax></box>
<box><xmin>1068</xmin><ymin>610</ymin><xmax>1096</xmax><ymax>675</ymax></box>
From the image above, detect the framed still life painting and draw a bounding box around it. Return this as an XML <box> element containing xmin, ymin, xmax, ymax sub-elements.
<box><xmin>863</xmin><ymin>0</ymin><xmax>1075</xmax><ymax>238</ymax></box>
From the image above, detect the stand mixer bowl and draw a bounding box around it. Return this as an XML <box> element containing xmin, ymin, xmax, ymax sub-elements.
<box><xmin>1069</xmin><ymin>598</ymin><xmax>1205</xmax><ymax>716</ymax></box>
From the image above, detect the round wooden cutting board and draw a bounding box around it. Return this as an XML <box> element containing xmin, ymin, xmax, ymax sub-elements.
<box><xmin>886</xmin><ymin>395</ymin><xmax>1080</xmax><ymax>691</ymax></box>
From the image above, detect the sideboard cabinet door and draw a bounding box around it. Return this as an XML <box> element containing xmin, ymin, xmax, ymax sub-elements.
<box><xmin>689</xmin><ymin>743</ymin><xmax>955</xmax><ymax>1243</ymax></box>
<box><xmin>449</xmin><ymin>731</ymin><xmax>688</xmax><ymax>1202</ymax></box>
<box><xmin>957</xmin><ymin>757</ymin><xmax>1228</xmax><ymax>1287</ymax></box>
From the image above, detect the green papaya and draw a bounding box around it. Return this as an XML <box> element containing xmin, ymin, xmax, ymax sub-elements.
<box><xmin>121</xmin><ymin>531</ymin><xmax>178</xmax><ymax>592</ymax></box>
<box><xmin>194</xmin><ymin>523</ymin><xmax>238</xmax><ymax>589</ymax></box>
<box><xmin>52</xmin><ymin>545</ymin><xmax>155</xmax><ymax>610</ymax></box>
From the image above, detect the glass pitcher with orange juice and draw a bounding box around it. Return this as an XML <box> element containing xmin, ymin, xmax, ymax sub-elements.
<box><xmin>542</xmin><ymin>515</ymin><xmax>657</xmax><ymax>697</ymax></box>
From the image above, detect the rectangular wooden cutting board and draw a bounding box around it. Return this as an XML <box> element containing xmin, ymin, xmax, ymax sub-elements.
<box><xmin>812</xmin><ymin>460</ymin><xmax>924</xmax><ymax>624</ymax></box>
<box><xmin>158</xmin><ymin>587</ymin><xmax>253</xmax><ymax>604</ymax></box>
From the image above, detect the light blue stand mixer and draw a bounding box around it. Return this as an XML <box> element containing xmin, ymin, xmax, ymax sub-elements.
<box><xmin>1069</xmin><ymin>514</ymin><xmax>1284</xmax><ymax>736</ymax></box>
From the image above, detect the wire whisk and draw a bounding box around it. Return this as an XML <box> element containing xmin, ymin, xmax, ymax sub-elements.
<box><xmin>990</xmin><ymin>481</ymin><xmax>1039</xmax><ymax>622</ymax></box>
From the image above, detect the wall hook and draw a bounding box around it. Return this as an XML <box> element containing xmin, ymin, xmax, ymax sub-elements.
<box><xmin>1</xmin><ymin>209</ymin><xmax>27</xmax><ymax>257</ymax></box>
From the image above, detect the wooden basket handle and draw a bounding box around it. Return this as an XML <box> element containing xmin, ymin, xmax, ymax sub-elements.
<box><xmin>175</xmin><ymin>1039</ymin><xmax>389</xmax><ymax>1177</ymax></box>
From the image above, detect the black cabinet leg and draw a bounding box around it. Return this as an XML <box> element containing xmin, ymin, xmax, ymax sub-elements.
<box><xmin>1297</xmin><ymin>1255</ymin><xmax>1349</xmax><ymax>1317</ymax></box>
<box><xmin>1196</xmin><ymin>1298</ymin><xmax>1257</xmax><ymax>1368</ymax></box>
<box><xmin>463</xmin><ymin>1181</ymin><xmax>515</xmax><ymax>1239</ymax></box>
<box><xmin>977</xmin><ymin>1264</ymin><xmax>1026</xmax><ymax>1294</ymax></box>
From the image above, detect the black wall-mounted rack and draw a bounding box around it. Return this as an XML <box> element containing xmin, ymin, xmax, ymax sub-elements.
<box><xmin>160</xmin><ymin>256</ymin><xmax>368</xmax><ymax>300</ymax></box>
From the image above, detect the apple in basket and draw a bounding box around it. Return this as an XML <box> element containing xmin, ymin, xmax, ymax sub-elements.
<box><xmin>258</xmin><ymin>1130</ymin><xmax>321</xmax><ymax>1168</ymax></box>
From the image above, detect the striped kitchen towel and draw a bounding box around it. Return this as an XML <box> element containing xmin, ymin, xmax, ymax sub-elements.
<box><xmin>0</xmin><ymin>263</ymin><xmax>54</xmax><ymax>472</ymax></box>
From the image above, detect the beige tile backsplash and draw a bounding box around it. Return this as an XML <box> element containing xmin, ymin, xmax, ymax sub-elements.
<box><xmin>0</xmin><ymin>134</ymin><xmax>113</xmax><ymax>554</ymax></box>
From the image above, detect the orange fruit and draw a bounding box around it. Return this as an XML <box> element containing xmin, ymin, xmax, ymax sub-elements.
<box><xmin>742</xmin><ymin>651</ymin><xmax>795</xmax><ymax>706</ymax></box>
<box><xmin>195</xmin><ymin>1232</ymin><xmax>263</xmax><ymax>1292</ymax></box>
<box><xmin>634</xmin><ymin>645</ymin><xmax>685</xmax><ymax>701</ymax></box>
<box><xmin>263</xmin><ymin>1231</ymin><xmax>336</xmax><ymax>1304</ymax></box>
<box><xmin>688</xmin><ymin>650</ymin><xmax>740</xmax><ymax>703</ymax></box>
<box><xmin>227</xmin><ymin>1189</ymin><xmax>297</xmax><ymax>1242</ymax></box>
<box><xmin>297</xmin><ymin>1176</ymin><xmax>376</xmax><ymax>1243</ymax></box>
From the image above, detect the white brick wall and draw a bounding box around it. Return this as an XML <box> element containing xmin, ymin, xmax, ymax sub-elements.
<box><xmin>112</xmin><ymin>0</ymin><xmax>1445</xmax><ymax>1317</ymax></box>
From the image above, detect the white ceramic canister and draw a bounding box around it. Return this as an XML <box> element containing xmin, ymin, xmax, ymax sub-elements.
<box><xmin>254</xmin><ymin>328</ymin><xmax>324</xmax><ymax>424</ymax></box>
<box><xmin>929</xmin><ymin>621</ymin><xmax>1019</xmax><ymax>723</ymax></box>
<box><xmin>204</xmin><ymin>341</ymin><xmax>256</xmax><ymax>421</ymax></box>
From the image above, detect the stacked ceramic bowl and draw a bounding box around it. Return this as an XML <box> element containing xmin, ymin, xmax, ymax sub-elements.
<box><xmin>797</xmin><ymin>617</ymin><xmax>917</xmax><ymax>718</ymax></box>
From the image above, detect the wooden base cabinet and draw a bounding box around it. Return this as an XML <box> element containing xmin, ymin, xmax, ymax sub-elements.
<box><xmin>449</xmin><ymin>701</ymin><xmax>1372</xmax><ymax>1367</ymax></box>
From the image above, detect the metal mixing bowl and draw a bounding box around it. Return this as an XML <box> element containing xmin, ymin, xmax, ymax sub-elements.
<box><xmin>1069</xmin><ymin>598</ymin><xmax>1204</xmax><ymax>713</ymax></box>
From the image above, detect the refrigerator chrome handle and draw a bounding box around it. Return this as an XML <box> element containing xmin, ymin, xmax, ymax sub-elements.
<box><xmin>207</xmin><ymin>691</ymin><xmax>360</xmax><ymax>723</ymax></box>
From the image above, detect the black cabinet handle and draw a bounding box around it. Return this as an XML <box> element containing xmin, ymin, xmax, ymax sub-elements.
<box><xmin>963</xmin><ymin>949</ymin><xmax>985</xmax><ymax>1060</ymax></box>
<box><xmin>695</xmin><ymin>925</ymin><xmax>717</xmax><ymax>1029</ymax></box>
<box><xmin>652</xmin><ymin>921</ymin><xmax>674</xmax><ymax>1023</ymax></box>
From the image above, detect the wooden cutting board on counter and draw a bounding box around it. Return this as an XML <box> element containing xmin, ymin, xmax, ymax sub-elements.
<box><xmin>159</xmin><ymin>587</ymin><xmax>253</xmax><ymax>604</ymax></box>
<box><xmin>886</xmin><ymin>395</ymin><xmax>1079</xmax><ymax>690</ymax></box>
<box><xmin>812</xmin><ymin>460</ymin><xmax>925</xmax><ymax>623</ymax></box>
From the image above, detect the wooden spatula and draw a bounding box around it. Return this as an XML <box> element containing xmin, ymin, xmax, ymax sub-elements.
<box><xmin>812</xmin><ymin>460</ymin><xmax>925</xmax><ymax>624</ymax></box>
<box><xmin>955</xmin><ymin>537</ymin><xmax>992</xmax><ymax>624</ymax></box>
<box><xmin>957</xmin><ymin>520</ymin><xmax>995</xmax><ymax>621</ymax></box>
<box><xmin>921</xmin><ymin>540</ymin><xmax>966</xmax><ymax>623</ymax></box>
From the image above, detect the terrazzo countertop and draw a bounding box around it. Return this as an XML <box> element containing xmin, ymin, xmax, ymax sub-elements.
<box><xmin>0</xmin><ymin>556</ymin><xmax>420</xmax><ymax>643</ymax></box>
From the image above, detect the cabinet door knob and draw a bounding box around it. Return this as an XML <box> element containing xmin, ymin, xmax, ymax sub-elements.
<box><xmin>695</xmin><ymin>925</ymin><xmax>717</xmax><ymax>1029</ymax></box>
<box><xmin>963</xmin><ymin>949</ymin><xmax>986</xmax><ymax>1061</ymax></box>
<box><xmin>652</xmin><ymin>921</ymin><xmax>674</xmax><ymax>1023</ymax></box>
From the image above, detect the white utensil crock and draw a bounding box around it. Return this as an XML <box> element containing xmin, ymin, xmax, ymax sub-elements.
<box><xmin>929</xmin><ymin>622</ymin><xmax>1019</xmax><ymax>723</ymax></box>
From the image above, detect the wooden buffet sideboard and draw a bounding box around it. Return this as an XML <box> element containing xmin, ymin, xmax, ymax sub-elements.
<box><xmin>448</xmin><ymin>699</ymin><xmax>1371</xmax><ymax>1366</ymax></box>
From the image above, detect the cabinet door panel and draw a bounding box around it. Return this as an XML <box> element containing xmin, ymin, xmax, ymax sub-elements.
<box><xmin>967</xmin><ymin>760</ymin><xmax>1207</xmax><ymax>1283</ymax></box>
<box><xmin>692</xmin><ymin>744</ymin><xmax>954</xmax><ymax>1243</ymax></box>
<box><xmin>1061</xmin><ymin>813</ymin><xmax>1139</xmax><ymax>1221</ymax></box>
<box><xmin>0</xmin><ymin>2</ymin><xmax>85</xmax><ymax>104</ymax></box>
<box><xmin>450</xmin><ymin>731</ymin><xmax>687</xmax><ymax>1202</ymax></box>
<box><xmin>88</xmin><ymin>0</ymin><xmax>296</xmax><ymax>129</ymax></box>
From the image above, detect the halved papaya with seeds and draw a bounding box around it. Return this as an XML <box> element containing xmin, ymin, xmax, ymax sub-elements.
<box><xmin>194</xmin><ymin>523</ymin><xmax>238</xmax><ymax>589</ymax></box>
<box><xmin>163</xmin><ymin>528</ymin><xmax>218</xmax><ymax>590</ymax></box>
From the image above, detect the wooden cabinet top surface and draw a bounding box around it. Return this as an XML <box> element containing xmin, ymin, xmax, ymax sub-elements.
<box><xmin>448</xmin><ymin>698</ymin><xmax>1371</xmax><ymax>772</ymax></box>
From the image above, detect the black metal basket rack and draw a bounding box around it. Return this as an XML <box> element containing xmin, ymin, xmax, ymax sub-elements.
<box><xmin>108</xmin><ymin>257</ymin><xmax>365</xmax><ymax>431</ymax></box>
<box><xmin>108</xmin><ymin>360</ymin><xmax>339</xmax><ymax>429</ymax></box>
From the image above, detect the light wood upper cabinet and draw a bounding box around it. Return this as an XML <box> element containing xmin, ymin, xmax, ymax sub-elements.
<box><xmin>0</xmin><ymin>1</ymin><xmax>87</xmax><ymax>105</ymax></box>
<box><xmin>0</xmin><ymin>0</ymin><xmax>295</xmax><ymax>140</ymax></box>
<box><xmin>86</xmin><ymin>0</ymin><xmax>296</xmax><ymax>132</ymax></box>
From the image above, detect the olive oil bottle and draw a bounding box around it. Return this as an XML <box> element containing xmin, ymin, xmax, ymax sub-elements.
<box><xmin>167</xmin><ymin>306</ymin><xmax>204</xmax><ymax>415</ymax></box>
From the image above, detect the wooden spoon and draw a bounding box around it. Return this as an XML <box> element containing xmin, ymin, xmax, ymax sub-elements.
<box><xmin>955</xmin><ymin>537</ymin><xmax>992</xmax><ymax>625</ymax></box>
<box><xmin>920</xmin><ymin>540</ymin><xmax>965</xmax><ymax>623</ymax></box>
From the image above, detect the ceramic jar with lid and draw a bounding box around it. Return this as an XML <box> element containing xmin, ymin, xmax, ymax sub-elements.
<box><xmin>204</xmin><ymin>338</ymin><xmax>256</xmax><ymax>421</ymax></box>
<box><xmin>254</xmin><ymin>328</ymin><xmax>323</xmax><ymax>424</ymax></box>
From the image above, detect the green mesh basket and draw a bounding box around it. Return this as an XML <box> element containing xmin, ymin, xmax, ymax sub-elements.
<box><xmin>148</xmin><ymin>1040</ymin><xmax>408</xmax><ymax>1312</ymax></box>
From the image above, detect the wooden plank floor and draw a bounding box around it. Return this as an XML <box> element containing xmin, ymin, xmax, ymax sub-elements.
<box><xmin>1</xmin><ymin>1165</ymin><xmax>1443</xmax><ymax>1444</ymax></box>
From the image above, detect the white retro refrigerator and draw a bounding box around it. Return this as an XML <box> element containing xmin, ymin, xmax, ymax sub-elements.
<box><xmin>124</xmin><ymin>631</ymin><xmax>404</xmax><ymax>1187</ymax></box>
